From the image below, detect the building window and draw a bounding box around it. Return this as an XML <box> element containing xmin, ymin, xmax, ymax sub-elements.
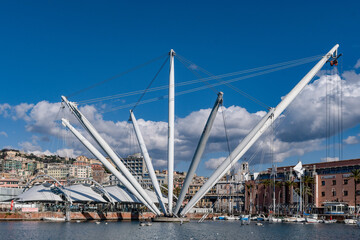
<box><xmin>344</xmin><ymin>179</ymin><xmax>348</xmax><ymax>185</ymax></box>
<box><xmin>321</xmin><ymin>192</ymin><xmax>325</xmax><ymax>197</ymax></box>
<box><xmin>332</xmin><ymin>180</ymin><xmax>336</xmax><ymax>185</ymax></box>
<box><xmin>344</xmin><ymin>190</ymin><xmax>348</xmax><ymax>196</ymax></box>
<box><xmin>322</xmin><ymin>181</ymin><xmax>325</xmax><ymax>186</ymax></box>
<box><xmin>332</xmin><ymin>191</ymin><xmax>336</xmax><ymax>197</ymax></box>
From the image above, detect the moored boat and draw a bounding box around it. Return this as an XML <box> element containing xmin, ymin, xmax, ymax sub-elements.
<box><xmin>306</xmin><ymin>217</ymin><xmax>322</xmax><ymax>223</ymax></box>
<box><xmin>42</xmin><ymin>217</ymin><xmax>66</xmax><ymax>222</ymax></box>
<box><xmin>269</xmin><ymin>216</ymin><xmax>282</xmax><ymax>223</ymax></box>
<box><xmin>256</xmin><ymin>214</ymin><xmax>268</xmax><ymax>221</ymax></box>
<box><xmin>284</xmin><ymin>217</ymin><xmax>297</xmax><ymax>222</ymax></box>
<box><xmin>344</xmin><ymin>219</ymin><xmax>357</xmax><ymax>224</ymax></box>
<box><xmin>225</xmin><ymin>215</ymin><xmax>237</xmax><ymax>220</ymax></box>
<box><xmin>323</xmin><ymin>219</ymin><xmax>337</xmax><ymax>223</ymax></box>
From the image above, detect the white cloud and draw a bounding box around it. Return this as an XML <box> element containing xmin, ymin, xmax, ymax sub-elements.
<box><xmin>19</xmin><ymin>141</ymin><xmax>42</xmax><ymax>152</ymax></box>
<box><xmin>321</xmin><ymin>157</ymin><xmax>339</xmax><ymax>162</ymax></box>
<box><xmin>0</xmin><ymin>104</ymin><xmax>11</xmax><ymax>118</ymax></box>
<box><xmin>205</xmin><ymin>157</ymin><xmax>226</xmax><ymax>170</ymax></box>
<box><xmin>13</xmin><ymin>103</ymin><xmax>34</xmax><ymax>121</ymax></box>
<box><xmin>355</xmin><ymin>59</ymin><xmax>360</xmax><ymax>69</ymax></box>
<box><xmin>1</xmin><ymin>67</ymin><xmax>360</xmax><ymax>170</ymax></box>
<box><xmin>153</xmin><ymin>159</ymin><xmax>167</xmax><ymax>168</ymax></box>
<box><xmin>343</xmin><ymin>136</ymin><xmax>359</xmax><ymax>145</ymax></box>
<box><xmin>0</xmin><ymin>131</ymin><xmax>7</xmax><ymax>137</ymax></box>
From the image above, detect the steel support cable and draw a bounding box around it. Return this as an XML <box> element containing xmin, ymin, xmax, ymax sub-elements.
<box><xmin>131</xmin><ymin>56</ymin><xmax>169</xmax><ymax>111</ymax></box>
<box><xmin>176</xmin><ymin>54</ymin><xmax>320</xmax><ymax>110</ymax></box>
<box><xmin>66</xmin><ymin>53</ymin><xmax>168</xmax><ymax>98</ymax></box>
<box><xmin>176</xmin><ymin>54</ymin><xmax>322</xmax><ymax>80</ymax></box>
<box><xmin>177</xmin><ymin>53</ymin><xmax>270</xmax><ymax>109</ymax></box>
<box><xmin>175</xmin><ymin>55</ymin><xmax>270</xmax><ymax>110</ymax></box>
<box><xmin>104</xmin><ymin>58</ymin><xmax>320</xmax><ymax>113</ymax></box>
<box><xmin>175</xmin><ymin>55</ymin><xmax>219</xmax><ymax>94</ymax></box>
<box><xmin>77</xmin><ymin>55</ymin><xmax>321</xmax><ymax>105</ymax></box>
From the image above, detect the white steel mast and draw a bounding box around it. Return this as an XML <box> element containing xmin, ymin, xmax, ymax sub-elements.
<box><xmin>180</xmin><ymin>44</ymin><xmax>339</xmax><ymax>216</ymax></box>
<box><xmin>168</xmin><ymin>49</ymin><xmax>175</xmax><ymax>215</ymax></box>
<box><xmin>61</xmin><ymin>96</ymin><xmax>161</xmax><ymax>215</ymax></box>
<box><xmin>61</xmin><ymin>118</ymin><xmax>159</xmax><ymax>214</ymax></box>
<box><xmin>174</xmin><ymin>92</ymin><xmax>223</xmax><ymax>215</ymax></box>
<box><xmin>129</xmin><ymin>110</ymin><xmax>168</xmax><ymax>215</ymax></box>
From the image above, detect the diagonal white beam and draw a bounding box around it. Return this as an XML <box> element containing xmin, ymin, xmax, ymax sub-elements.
<box><xmin>129</xmin><ymin>110</ymin><xmax>168</xmax><ymax>215</ymax></box>
<box><xmin>174</xmin><ymin>92</ymin><xmax>223</xmax><ymax>214</ymax></box>
<box><xmin>61</xmin><ymin>118</ymin><xmax>158</xmax><ymax>214</ymax></box>
<box><xmin>180</xmin><ymin>44</ymin><xmax>339</xmax><ymax>216</ymax></box>
<box><xmin>61</xmin><ymin>96</ymin><xmax>161</xmax><ymax>215</ymax></box>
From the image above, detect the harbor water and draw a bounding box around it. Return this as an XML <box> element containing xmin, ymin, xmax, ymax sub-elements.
<box><xmin>1</xmin><ymin>221</ymin><xmax>359</xmax><ymax>240</ymax></box>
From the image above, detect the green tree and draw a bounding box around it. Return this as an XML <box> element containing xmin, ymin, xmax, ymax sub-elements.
<box><xmin>303</xmin><ymin>176</ymin><xmax>314</xmax><ymax>211</ymax></box>
<box><xmin>275</xmin><ymin>181</ymin><xmax>283</xmax><ymax>209</ymax></box>
<box><xmin>174</xmin><ymin>186</ymin><xmax>181</xmax><ymax>198</ymax></box>
<box><xmin>160</xmin><ymin>184</ymin><xmax>168</xmax><ymax>196</ymax></box>
<box><xmin>261</xmin><ymin>179</ymin><xmax>271</xmax><ymax>213</ymax></box>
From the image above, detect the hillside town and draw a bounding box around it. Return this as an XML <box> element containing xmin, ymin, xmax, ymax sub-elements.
<box><xmin>1</xmin><ymin>147</ymin><xmax>360</xmax><ymax>220</ymax></box>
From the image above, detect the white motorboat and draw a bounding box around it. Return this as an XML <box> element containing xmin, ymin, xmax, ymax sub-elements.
<box><xmin>256</xmin><ymin>214</ymin><xmax>268</xmax><ymax>221</ymax></box>
<box><xmin>306</xmin><ymin>217</ymin><xmax>322</xmax><ymax>223</ymax></box>
<box><xmin>284</xmin><ymin>217</ymin><xmax>297</xmax><ymax>222</ymax></box>
<box><xmin>42</xmin><ymin>217</ymin><xmax>66</xmax><ymax>222</ymax></box>
<box><xmin>225</xmin><ymin>215</ymin><xmax>237</xmax><ymax>220</ymax></box>
<box><xmin>323</xmin><ymin>219</ymin><xmax>337</xmax><ymax>223</ymax></box>
<box><xmin>296</xmin><ymin>217</ymin><xmax>306</xmax><ymax>222</ymax></box>
<box><xmin>344</xmin><ymin>219</ymin><xmax>357</xmax><ymax>224</ymax></box>
<box><xmin>269</xmin><ymin>216</ymin><xmax>282</xmax><ymax>223</ymax></box>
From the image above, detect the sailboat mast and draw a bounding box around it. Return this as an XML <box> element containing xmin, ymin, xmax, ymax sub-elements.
<box><xmin>168</xmin><ymin>49</ymin><xmax>175</xmax><ymax>215</ymax></box>
<box><xmin>273</xmin><ymin>172</ymin><xmax>276</xmax><ymax>214</ymax></box>
<box><xmin>300</xmin><ymin>177</ymin><xmax>302</xmax><ymax>214</ymax></box>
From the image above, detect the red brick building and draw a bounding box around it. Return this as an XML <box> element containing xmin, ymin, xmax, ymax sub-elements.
<box><xmin>244</xmin><ymin>158</ymin><xmax>360</xmax><ymax>214</ymax></box>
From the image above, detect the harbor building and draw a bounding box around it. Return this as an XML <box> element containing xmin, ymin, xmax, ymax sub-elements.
<box><xmin>244</xmin><ymin>158</ymin><xmax>360</xmax><ymax>214</ymax></box>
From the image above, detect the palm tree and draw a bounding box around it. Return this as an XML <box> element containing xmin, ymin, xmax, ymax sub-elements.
<box><xmin>245</xmin><ymin>183</ymin><xmax>253</xmax><ymax>213</ymax></box>
<box><xmin>303</xmin><ymin>176</ymin><xmax>314</xmax><ymax>211</ymax></box>
<box><xmin>275</xmin><ymin>181</ymin><xmax>283</xmax><ymax>214</ymax></box>
<box><xmin>285</xmin><ymin>180</ymin><xmax>295</xmax><ymax>203</ymax></box>
<box><xmin>285</xmin><ymin>180</ymin><xmax>297</xmax><ymax>214</ymax></box>
<box><xmin>261</xmin><ymin>179</ymin><xmax>271</xmax><ymax>213</ymax></box>
<box><xmin>350</xmin><ymin>169</ymin><xmax>360</xmax><ymax>211</ymax></box>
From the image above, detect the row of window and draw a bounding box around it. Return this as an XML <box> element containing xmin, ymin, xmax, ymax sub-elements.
<box><xmin>321</xmin><ymin>190</ymin><xmax>348</xmax><ymax>197</ymax></box>
<box><xmin>321</xmin><ymin>179</ymin><xmax>349</xmax><ymax>186</ymax></box>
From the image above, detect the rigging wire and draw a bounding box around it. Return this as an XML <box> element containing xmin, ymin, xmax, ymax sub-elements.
<box><xmin>66</xmin><ymin>53</ymin><xmax>168</xmax><ymax>98</ymax></box>
<box><xmin>103</xmin><ymin>57</ymin><xmax>321</xmax><ymax>113</ymax></box>
<box><xmin>131</xmin><ymin>56</ymin><xmax>169</xmax><ymax>111</ymax></box>
<box><xmin>176</xmin><ymin>54</ymin><xmax>270</xmax><ymax>110</ymax></box>
<box><xmin>76</xmin><ymin>54</ymin><xmax>322</xmax><ymax>105</ymax></box>
<box><xmin>175</xmin><ymin>55</ymin><xmax>219</xmax><ymax>94</ymax></box>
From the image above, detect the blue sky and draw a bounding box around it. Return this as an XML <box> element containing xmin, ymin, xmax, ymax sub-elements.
<box><xmin>0</xmin><ymin>1</ymin><xmax>360</xmax><ymax>176</ymax></box>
